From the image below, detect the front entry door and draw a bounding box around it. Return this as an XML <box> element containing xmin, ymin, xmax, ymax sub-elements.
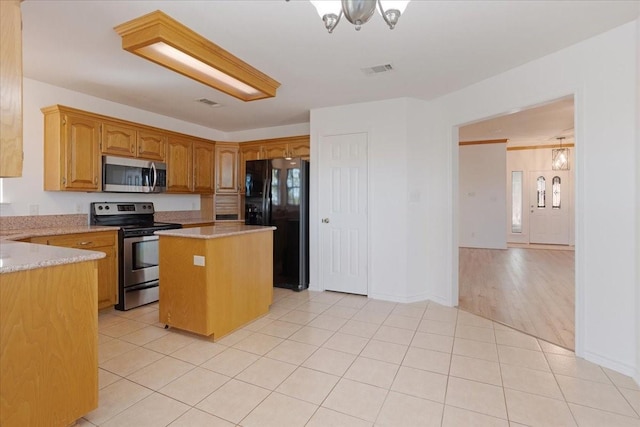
<box><xmin>319</xmin><ymin>132</ymin><xmax>368</xmax><ymax>295</ymax></box>
<box><xmin>529</xmin><ymin>170</ymin><xmax>570</xmax><ymax>245</ymax></box>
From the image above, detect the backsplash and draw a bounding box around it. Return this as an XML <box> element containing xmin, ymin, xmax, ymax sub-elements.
<box><xmin>0</xmin><ymin>210</ymin><xmax>209</xmax><ymax>232</ymax></box>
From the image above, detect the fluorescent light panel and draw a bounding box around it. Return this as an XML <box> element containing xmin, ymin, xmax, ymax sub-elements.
<box><xmin>141</xmin><ymin>43</ymin><xmax>261</xmax><ymax>96</ymax></box>
<box><xmin>115</xmin><ymin>11</ymin><xmax>279</xmax><ymax>102</ymax></box>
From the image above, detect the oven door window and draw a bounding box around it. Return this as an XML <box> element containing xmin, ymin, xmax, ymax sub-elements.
<box><xmin>132</xmin><ymin>239</ymin><xmax>158</xmax><ymax>270</ymax></box>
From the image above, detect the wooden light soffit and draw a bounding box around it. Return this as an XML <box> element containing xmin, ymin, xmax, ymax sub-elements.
<box><xmin>459</xmin><ymin>139</ymin><xmax>508</xmax><ymax>146</ymax></box>
<box><xmin>114</xmin><ymin>10</ymin><xmax>280</xmax><ymax>102</ymax></box>
<box><xmin>507</xmin><ymin>143</ymin><xmax>575</xmax><ymax>151</ymax></box>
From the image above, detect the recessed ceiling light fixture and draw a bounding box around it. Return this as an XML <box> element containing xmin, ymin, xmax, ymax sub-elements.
<box><xmin>114</xmin><ymin>10</ymin><xmax>280</xmax><ymax>101</ymax></box>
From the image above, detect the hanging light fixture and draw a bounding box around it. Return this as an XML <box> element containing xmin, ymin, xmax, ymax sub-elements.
<box><xmin>310</xmin><ymin>0</ymin><xmax>410</xmax><ymax>33</ymax></box>
<box><xmin>552</xmin><ymin>137</ymin><xmax>570</xmax><ymax>170</ymax></box>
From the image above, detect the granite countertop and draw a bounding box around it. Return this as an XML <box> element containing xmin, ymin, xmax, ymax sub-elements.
<box><xmin>0</xmin><ymin>225</ymin><xmax>119</xmax><ymax>241</ymax></box>
<box><xmin>0</xmin><ymin>240</ymin><xmax>105</xmax><ymax>274</ymax></box>
<box><xmin>155</xmin><ymin>224</ymin><xmax>276</xmax><ymax>239</ymax></box>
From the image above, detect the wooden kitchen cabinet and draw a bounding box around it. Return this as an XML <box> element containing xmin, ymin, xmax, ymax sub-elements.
<box><xmin>137</xmin><ymin>130</ymin><xmax>166</xmax><ymax>161</ymax></box>
<box><xmin>101</xmin><ymin>122</ymin><xmax>137</xmax><ymax>157</ymax></box>
<box><xmin>102</xmin><ymin>122</ymin><xmax>166</xmax><ymax>161</ymax></box>
<box><xmin>238</xmin><ymin>143</ymin><xmax>263</xmax><ymax>194</ymax></box>
<box><xmin>215</xmin><ymin>143</ymin><xmax>239</xmax><ymax>193</ymax></box>
<box><xmin>1</xmin><ymin>259</ymin><xmax>99</xmax><ymax>426</ymax></box>
<box><xmin>0</xmin><ymin>0</ymin><xmax>23</xmax><ymax>177</ymax></box>
<box><xmin>263</xmin><ymin>143</ymin><xmax>288</xmax><ymax>159</ymax></box>
<box><xmin>42</xmin><ymin>106</ymin><xmax>101</xmax><ymax>191</ymax></box>
<box><xmin>244</xmin><ymin>135</ymin><xmax>310</xmax><ymax>161</ymax></box>
<box><xmin>159</xmin><ymin>227</ymin><xmax>274</xmax><ymax>338</ymax></box>
<box><xmin>193</xmin><ymin>140</ymin><xmax>215</xmax><ymax>193</ymax></box>
<box><xmin>166</xmin><ymin>136</ymin><xmax>193</xmax><ymax>193</ymax></box>
<box><xmin>30</xmin><ymin>231</ymin><xmax>119</xmax><ymax>309</ymax></box>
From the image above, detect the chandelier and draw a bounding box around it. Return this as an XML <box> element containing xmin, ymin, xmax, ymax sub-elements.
<box><xmin>310</xmin><ymin>0</ymin><xmax>410</xmax><ymax>33</ymax></box>
<box><xmin>552</xmin><ymin>137</ymin><xmax>570</xmax><ymax>170</ymax></box>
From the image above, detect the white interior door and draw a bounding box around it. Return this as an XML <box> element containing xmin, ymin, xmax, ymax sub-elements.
<box><xmin>529</xmin><ymin>170</ymin><xmax>570</xmax><ymax>244</ymax></box>
<box><xmin>319</xmin><ymin>132</ymin><xmax>368</xmax><ymax>295</ymax></box>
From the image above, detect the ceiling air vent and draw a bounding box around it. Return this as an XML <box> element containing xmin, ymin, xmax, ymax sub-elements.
<box><xmin>196</xmin><ymin>98</ymin><xmax>222</xmax><ymax>107</ymax></box>
<box><xmin>361</xmin><ymin>63</ymin><xmax>394</xmax><ymax>76</ymax></box>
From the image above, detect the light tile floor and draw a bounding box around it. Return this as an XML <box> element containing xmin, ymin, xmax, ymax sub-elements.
<box><xmin>81</xmin><ymin>289</ymin><xmax>640</xmax><ymax>426</ymax></box>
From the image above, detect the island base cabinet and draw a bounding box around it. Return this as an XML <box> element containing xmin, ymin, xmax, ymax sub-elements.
<box><xmin>159</xmin><ymin>232</ymin><xmax>273</xmax><ymax>338</ymax></box>
<box><xmin>0</xmin><ymin>261</ymin><xmax>98</xmax><ymax>427</ymax></box>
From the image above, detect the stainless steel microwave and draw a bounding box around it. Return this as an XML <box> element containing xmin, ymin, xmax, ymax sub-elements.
<box><xmin>102</xmin><ymin>156</ymin><xmax>167</xmax><ymax>193</ymax></box>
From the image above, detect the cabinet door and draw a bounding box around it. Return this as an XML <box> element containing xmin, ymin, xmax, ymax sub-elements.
<box><xmin>64</xmin><ymin>114</ymin><xmax>100</xmax><ymax>190</ymax></box>
<box><xmin>102</xmin><ymin>123</ymin><xmax>136</xmax><ymax>157</ymax></box>
<box><xmin>215</xmin><ymin>144</ymin><xmax>239</xmax><ymax>193</ymax></box>
<box><xmin>137</xmin><ymin>130</ymin><xmax>165</xmax><ymax>161</ymax></box>
<box><xmin>193</xmin><ymin>141</ymin><xmax>215</xmax><ymax>194</ymax></box>
<box><xmin>167</xmin><ymin>137</ymin><xmax>193</xmax><ymax>193</ymax></box>
<box><xmin>288</xmin><ymin>141</ymin><xmax>310</xmax><ymax>159</ymax></box>
<box><xmin>0</xmin><ymin>0</ymin><xmax>23</xmax><ymax>177</ymax></box>
<box><xmin>97</xmin><ymin>245</ymin><xmax>117</xmax><ymax>309</ymax></box>
<box><xmin>263</xmin><ymin>143</ymin><xmax>288</xmax><ymax>159</ymax></box>
<box><xmin>239</xmin><ymin>145</ymin><xmax>262</xmax><ymax>194</ymax></box>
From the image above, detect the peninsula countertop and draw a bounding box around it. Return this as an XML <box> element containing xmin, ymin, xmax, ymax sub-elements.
<box><xmin>0</xmin><ymin>240</ymin><xmax>105</xmax><ymax>274</ymax></box>
<box><xmin>155</xmin><ymin>224</ymin><xmax>276</xmax><ymax>240</ymax></box>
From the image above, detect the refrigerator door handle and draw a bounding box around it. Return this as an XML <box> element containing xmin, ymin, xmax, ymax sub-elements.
<box><xmin>265</xmin><ymin>177</ymin><xmax>272</xmax><ymax>225</ymax></box>
<box><xmin>261</xmin><ymin>177</ymin><xmax>269</xmax><ymax>225</ymax></box>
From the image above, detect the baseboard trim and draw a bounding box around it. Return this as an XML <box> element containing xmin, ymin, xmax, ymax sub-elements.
<box><xmin>582</xmin><ymin>350</ymin><xmax>637</xmax><ymax>379</ymax></box>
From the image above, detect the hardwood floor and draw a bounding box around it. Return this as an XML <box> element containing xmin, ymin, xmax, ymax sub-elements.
<box><xmin>459</xmin><ymin>247</ymin><xmax>575</xmax><ymax>349</ymax></box>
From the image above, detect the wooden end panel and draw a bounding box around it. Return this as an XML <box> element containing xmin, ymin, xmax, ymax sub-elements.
<box><xmin>0</xmin><ymin>261</ymin><xmax>99</xmax><ymax>426</ymax></box>
<box><xmin>159</xmin><ymin>236</ymin><xmax>211</xmax><ymax>335</ymax></box>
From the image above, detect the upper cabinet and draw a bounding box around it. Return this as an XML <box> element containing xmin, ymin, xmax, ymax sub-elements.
<box><xmin>0</xmin><ymin>0</ymin><xmax>23</xmax><ymax>177</ymax></box>
<box><xmin>42</xmin><ymin>106</ymin><xmax>101</xmax><ymax>191</ymax></box>
<box><xmin>166</xmin><ymin>136</ymin><xmax>193</xmax><ymax>193</ymax></box>
<box><xmin>101</xmin><ymin>123</ymin><xmax>165</xmax><ymax>161</ymax></box>
<box><xmin>41</xmin><ymin>105</ymin><xmax>216</xmax><ymax>193</ymax></box>
<box><xmin>215</xmin><ymin>143</ymin><xmax>239</xmax><ymax>194</ymax></box>
<box><xmin>193</xmin><ymin>141</ymin><xmax>215</xmax><ymax>194</ymax></box>
<box><xmin>137</xmin><ymin>130</ymin><xmax>165</xmax><ymax>161</ymax></box>
<box><xmin>242</xmin><ymin>135</ymin><xmax>310</xmax><ymax>161</ymax></box>
<box><xmin>101</xmin><ymin>123</ymin><xmax>136</xmax><ymax>157</ymax></box>
<box><xmin>166</xmin><ymin>137</ymin><xmax>215</xmax><ymax>194</ymax></box>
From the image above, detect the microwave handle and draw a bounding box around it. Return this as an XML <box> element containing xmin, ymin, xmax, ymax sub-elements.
<box><xmin>150</xmin><ymin>162</ymin><xmax>157</xmax><ymax>192</ymax></box>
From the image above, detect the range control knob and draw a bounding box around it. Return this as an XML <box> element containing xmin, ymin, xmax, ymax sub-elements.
<box><xmin>105</xmin><ymin>206</ymin><xmax>110</xmax><ymax>210</ymax></box>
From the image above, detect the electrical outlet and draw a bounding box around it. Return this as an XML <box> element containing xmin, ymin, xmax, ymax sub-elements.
<box><xmin>193</xmin><ymin>255</ymin><xmax>205</xmax><ymax>267</ymax></box>
<box><xmin>29</xmin><ymin>204</ymin><xmax>39</xmax><ymax>215</ymax></box>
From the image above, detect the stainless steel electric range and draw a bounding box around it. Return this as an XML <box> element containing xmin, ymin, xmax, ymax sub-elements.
<box><xmin>90</xmin><ymin>202</ymin><xmax>182</xmax><ymax>311</ymax></box>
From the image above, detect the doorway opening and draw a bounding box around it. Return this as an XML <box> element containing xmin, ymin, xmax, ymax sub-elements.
<box><xmin>457</xmin><ymin>96</ymin><xmax>576</xmax><ymax>349</ymax></box>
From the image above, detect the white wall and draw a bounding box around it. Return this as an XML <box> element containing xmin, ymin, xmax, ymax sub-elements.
<box><xmin>635</xmin><ymin>14</ymin><xmax>640</xmax><ymax>386</ymax></box>
<box><xmin>425</xmin><ymin>21</ymin><xmax>638</xmax><ymax>376</ymax></box>
<box><xmin>507</xmin><ymin>148</ymin><xmax>575</xmax><ymax>245</ymax></box>
<box><xmin>227</xmin><ymin>123</ymin><xmax>310</xmax><ymax>142</ymax></box>
<box><xmin>459</xmin><ymin>143</ymin><xmax>507</xmax><ymax>249</ymax></box>
<box><xmin>310</xmin><ymin>98</ymin><xmax>413</xmax><ymax>302</ymax></box>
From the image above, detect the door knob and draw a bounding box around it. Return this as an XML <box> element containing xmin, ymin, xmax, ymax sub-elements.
<box><xmin>322</xmin><ymin>218</ymin><xmax>330</xmax><ymax>223</ymax></box>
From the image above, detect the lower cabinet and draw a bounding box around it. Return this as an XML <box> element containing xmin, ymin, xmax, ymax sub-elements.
<box><xmin>30</xmin><ymin>231</ymin><xmax>118</xmax><ymax>309</ymax></box>
<box><xmin>0</xmin><ymin>260</ymin><xmax>99</xmax><ymax>426</ymax></box>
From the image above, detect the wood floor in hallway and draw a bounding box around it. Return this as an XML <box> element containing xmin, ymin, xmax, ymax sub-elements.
<box><xmin>459</xmin><ymin>247</ymin><xmax>575</xmax><ymax>349</ymax></box>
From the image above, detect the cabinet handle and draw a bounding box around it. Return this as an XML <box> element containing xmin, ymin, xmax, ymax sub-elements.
<box><xmin>78</xmin><ymin>241</ymin><xmax>92</xmax><ymax>246</ymax></box>
<box><xmin>94</xmin><ymin>176</ymin><xmax>98</xmax><ymax>185</ymax></box>
<box><xmin>61</xmin><ymin>177</ymin><xmax>66</xmax><ymax>185</ymax></box>
<box><xmin>216</xmin><ymin>184</ymin><xmax>220</xmax><ymax>191</ymax></box>
<box><xmin>131</xmin><ymin>145</ymin><xmax>134</xmax><ymax>153</ymax></box>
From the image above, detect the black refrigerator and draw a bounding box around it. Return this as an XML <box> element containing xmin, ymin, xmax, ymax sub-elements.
<box><xmin>245</xmin><ymin>158</ymin><xmax>309</xmax><ymax>291</ymax></box>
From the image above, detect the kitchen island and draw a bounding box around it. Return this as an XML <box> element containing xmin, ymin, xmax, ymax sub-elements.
<box><xmin>0</xmin><ymin>240</ymin><xmax>103</xmax><ymax>426</ymax></box>
<box><xmin>156</xmin><ymin>224</ymin><xmax>275</xmax><ymax>338</ymax></box>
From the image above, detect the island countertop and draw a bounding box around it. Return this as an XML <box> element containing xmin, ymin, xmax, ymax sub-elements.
<box><xmin>155</xmin><ymin>224</ymin><xmax>276</xmax><ymax>239</ymax></box>
<box><xmin>0</xmin><ymin>240</ymin><xmax>105</xmax><ymax>274</ymax></box>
